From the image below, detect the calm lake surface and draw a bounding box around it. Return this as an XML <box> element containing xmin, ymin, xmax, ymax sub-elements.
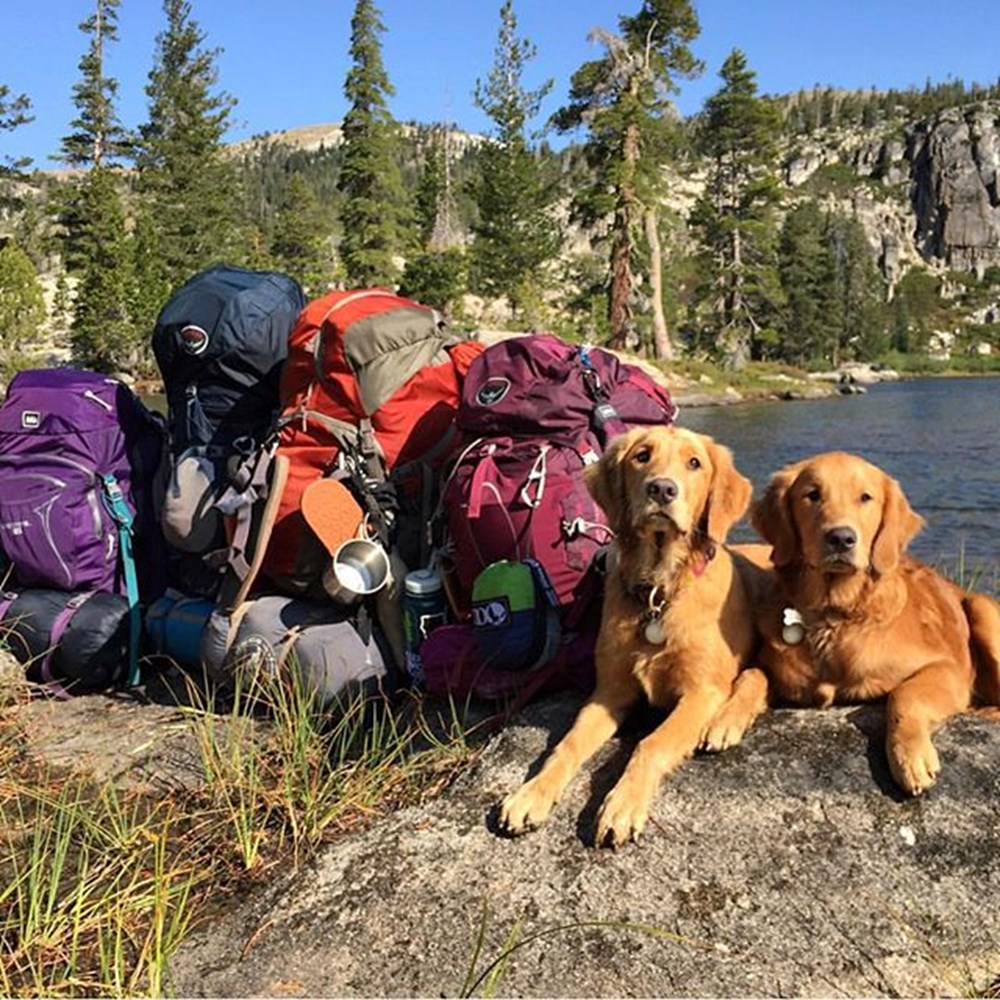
<box><xmin>679</xmin><ymin>376</ymin><xmax>999</xmax><ymax>571</ymax></box>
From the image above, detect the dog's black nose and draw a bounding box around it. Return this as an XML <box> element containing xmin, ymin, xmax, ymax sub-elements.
<box><xmin>824</xmin><ymin>526</ymin><xmax>857</xmax><ymax>553</ymax></box>
<box><xmin>645</xmin><ymin>478</ymin><xmax>678</xmax><ymax>505</ymax></box>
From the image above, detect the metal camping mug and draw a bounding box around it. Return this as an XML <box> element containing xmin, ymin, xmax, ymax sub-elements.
<box><xmin>322</xmin><ymin>537</ymin><xmax>391</xmax><ymax>604</ymax></box>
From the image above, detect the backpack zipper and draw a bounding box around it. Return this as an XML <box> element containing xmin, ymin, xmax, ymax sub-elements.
<box><xmin>83</xmin><ymin>389</ymin><xmax>113</xmax><ymax>412</ymax></box>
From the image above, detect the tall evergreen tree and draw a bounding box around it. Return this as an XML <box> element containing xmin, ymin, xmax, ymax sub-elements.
<box><xmin>777</xmin><ymin>201</ymin><xmax>838</xmax><ymax>363</ymax></box>
<box><xmin>827</xmin><ymin>214</ymin><xmax>887</xmax><ymax>362</ymax></box>
<box><xmin>0</xmin><ymin>240</ymin><xmax>45</xmax><ymax>377</ymax></box>
<box><xmin>137</xmin><ymin>0</ymin><xmax>240</xmax><ymax>288</ymax></box>
<box><xmin>0</xmin><ymin>83</ymin><xmax>33</xmax><ymax>175</ymax></box>
<box><xmin>692</xmin><ymin>49</ymin><xmax>783</xmax><ymax>368</ymax></box>
<box><xmin>469</xmin><ymin>0</ymin><xmax>559</xmax><ymax>322</ymax></box>
<box><xmin>338</xmin><ymin>0</ymin><xmax>407</xmax><ymax>287</ymax></box>
<box><xmin>271</xmin><ymin>173</ymin><xmax>332</xmax><ymax>295</ymax></box>
<box><xmin>58</xmin><ymin>0</ymin><xmax>132</xmax><ymax>169</ymax></box>
<box><xmin>71</xmin><ymin>167</ymin><xmax>136</xmax><ymax>372</ymax></box>
<box><xmin>553</xmin><ymin>0</ymin><xmax>701</xmax><ymax>353</ymax></box>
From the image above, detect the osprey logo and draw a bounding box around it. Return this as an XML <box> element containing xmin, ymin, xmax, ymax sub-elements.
<box><xmin>475</xmin><ymin>377</ymin><xmax>511</xmax><ymax>407</ymax></box>
<box><xmin>179</xmin><ymin>324</ymin><xmax>210</xmax><ymax>356</ymax></box>
<box><xmin>472</xmin><ymin>597</ymin><xmax>511</xmax><ymax>629</ymax></box>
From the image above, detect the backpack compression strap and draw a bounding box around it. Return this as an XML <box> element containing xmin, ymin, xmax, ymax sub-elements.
<box><xmin>101</xmin><ymin>475</ymin><xmax>141</xmax><ymax>687</ymax></box>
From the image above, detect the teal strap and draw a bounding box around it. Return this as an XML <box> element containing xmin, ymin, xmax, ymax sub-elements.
<box><xmin>101</xmin><ymin>474</ymin><xmax>141</xmax><ymax>687</ymax></box>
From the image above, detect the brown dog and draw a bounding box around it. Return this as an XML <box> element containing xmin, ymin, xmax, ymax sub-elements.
<box><xmin>748</xmin><ymin>451</ymin><xmax>1000</xmax><ymax>795</ymax></box>
<box><xmin>499</xmin><ymin>426</ymin><xmax>767</xmax><ymax>847</ymax></box>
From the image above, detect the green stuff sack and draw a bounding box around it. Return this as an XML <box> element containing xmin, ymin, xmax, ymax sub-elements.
<box><xmin>471</xmin><ymin>558</ymin><xmax>561</xmax><ymax>671</ymax></box>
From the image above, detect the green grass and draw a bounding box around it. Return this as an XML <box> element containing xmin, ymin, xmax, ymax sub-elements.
<box><xmin>0</xmin><ymin>668</ymin><xmax>478</xmax><ymax>997</ymax></box>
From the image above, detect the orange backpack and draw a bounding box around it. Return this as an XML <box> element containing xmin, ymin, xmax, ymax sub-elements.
<box><xmin>255</xmin><ymin>289</ymin><xmax>482</xmax><ymax>595</ymax></box>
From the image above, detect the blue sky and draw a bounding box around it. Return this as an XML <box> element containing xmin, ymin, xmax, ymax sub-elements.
<box><xmin>3</xmin><ymin>0</ymin><xmax>998</xmax><ymax>166</ymax></box>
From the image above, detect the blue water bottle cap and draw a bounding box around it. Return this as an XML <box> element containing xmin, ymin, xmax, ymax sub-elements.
<box><xmin>405</xmin><ymin>568</ymin><xmax>442</xmax><ymax>596</ymax></box>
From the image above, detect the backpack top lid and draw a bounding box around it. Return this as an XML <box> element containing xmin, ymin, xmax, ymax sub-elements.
<box><xmin>153</xmin><ymin>264</ymin><xmax>306</xmax><ymax>385</ymax></box>
<box><xmin>458</xmin><ymin>333</ymin><xmax>677</xmax><ymax>444</ymax></box>
<box><xmin>1</xmin><ymin>368</ymin><xmax>155</xmax><ymax>438</ymax></box>
<box><xmin>279</xmin><ymin>287</ymin><xmax>456</xmax><ymax>418</ymax></box>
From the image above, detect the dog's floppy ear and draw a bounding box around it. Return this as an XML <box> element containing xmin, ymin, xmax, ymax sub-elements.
<box><xmin>704</xmin><ymin>439</ymin><xmax>752</xmax><ymax>543</ymax></box>
<box><xmin>751</xmin><ymin>463</ymin><xmax>802</xmax><ymax>567</ymax></box>
<box><xmin>870</xmin><ymin>472</ymin><xmax>924</xmax><ymax>576</ymax></box>
<box><xmin>584</xmin><ymin>431</ymin><xmax>633</xmax><ymax>535</ymax></box>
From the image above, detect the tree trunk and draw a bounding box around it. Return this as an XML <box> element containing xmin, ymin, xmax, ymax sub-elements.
<box><xmin>607</xmin><ymin>121</ymin><xmax>641</xmax><ymax>351</ymax></box>
<box><xmin>645</xmin><ymin>207</ymin><xmax>673</xmax><ymax>361</ymax></box>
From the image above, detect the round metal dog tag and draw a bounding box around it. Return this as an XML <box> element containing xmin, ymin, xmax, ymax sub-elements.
<box><xmin>781</xmin><ymin>608</ymin><xmax>805</xmax><ymax>645</ymax></box>
<box><xmin>644</xmin><ymin>618</ymin><xmax>666</xmax><ymax>644</ymax></box>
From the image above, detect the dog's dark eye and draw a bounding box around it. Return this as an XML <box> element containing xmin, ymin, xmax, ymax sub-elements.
<box><xmin>634</xmin><ymin>447</ymin><xmax>651</xmax><ymax>464</ymax></box>
<box><xmin>687</xmin><ymin>456</ymin><xmax>701</xmax><ymax>470</ymax></box>
<box><xmin>860</xmin><ymin>492</ymin><xmax>874</xmax><ymax>503</ymax></box>
<box><xmin>805</xmin><ymin>487</ymin><xmax>821</xmax><ymax>502</ymax></box>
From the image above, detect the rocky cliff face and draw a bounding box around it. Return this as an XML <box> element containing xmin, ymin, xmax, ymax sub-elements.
<box><xmin>910</xmin><ymin>104</ymin><xmax>1000</xmax><ymax>274</ymax></box>
<box><xmin>784</xmin><ymin>100</ymin><xmax>1000</xmax><ymax>281</ymax></box>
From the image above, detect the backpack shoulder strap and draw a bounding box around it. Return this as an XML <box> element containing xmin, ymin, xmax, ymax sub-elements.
<box><xmin>100</xmin><ymin>474</ymin><xmax>140</xmax><ymax>687</ymax></box>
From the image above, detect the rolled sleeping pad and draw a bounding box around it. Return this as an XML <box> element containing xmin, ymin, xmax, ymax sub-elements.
<box><xmin>0</xmin><ymin>588</ymin><xmax>130</xmax><ymax>691</ymax></box>
<box><xmin>146</xmin><ymin>592</ymin><xmax>216</xmax><ymax>668</ymax></box>
<box><xmin>200</xmin><ymin>594</ymin><xmax>389</xmax><ymax>707</ymax></box>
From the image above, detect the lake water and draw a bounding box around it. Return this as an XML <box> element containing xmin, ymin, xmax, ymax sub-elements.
<box><xmin>678</xmin><ymin>376</ymin><xmax>1000</xmax><ymax>571</ymax></box>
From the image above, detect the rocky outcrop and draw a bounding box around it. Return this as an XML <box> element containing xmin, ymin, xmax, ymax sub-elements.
<box><xmin>168</xmin><ymin>695</ymin><xmax>1000</xmax><ymax>998</ymax></box>
<box><xmin>785</xmin><ymin>101</ymin><xmax>1000</xmax><ymax>281</ymax></box>
<box><xmin>910</xmin><ymin>104</ymin><xmax>1000</xmax><ymax>275</ymax></box>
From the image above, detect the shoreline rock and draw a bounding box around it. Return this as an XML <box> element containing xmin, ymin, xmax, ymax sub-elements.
<box><xmin>168</xmin><ymin>694</ymin><xmax>1000</xmax><ymax>998</ymax></box>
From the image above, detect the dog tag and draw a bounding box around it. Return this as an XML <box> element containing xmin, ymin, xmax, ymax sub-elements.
<box><xmin>781</xmin><ymin>608</ymin><xmax>805</xmax><ymax>645</ymax></box>
<box><xmin>644</xmin><ymin>618</ymin><xmax>666</xmax><ymax>644</ymax></box>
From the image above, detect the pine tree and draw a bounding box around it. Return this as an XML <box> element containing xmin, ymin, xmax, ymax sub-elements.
<box><xmin>778</xmin><ymin>201</ymin><xmax>839</xmax><ymax>364</ymax></box>
<box><xmin>338</xmin><ymin>0</ymin><xmax>408</xmax><ymax>287</ymax></box>
<box><xmin>414</xmin><ymin>126</ymin><xmax>447</xmax><ymax>249</ymax></box>
<box><xmin>552</xmin><ymin>0</ymin><xmax>701</xmax><ymax>354</ymax></box>
<box><xmin>0</xmin><ymin>240</ymin><xmax>46</xmax><ymax>377</ymax></box>
<box><xmin>137</xmin><ymin>0</ymin><xmax>240</xmax><ymax>288</ymax></box>
<box><xmin>126</xmin><ymin>204</ymin><xmax>172</xmax><ymax>358</ymax></box>
<box><xmin>827</xmin><ymin>214</ymin><xmax>887</xmax><ymax>362</ymax></box>
<box><xmin>0</xmin><ymin>83</ymin><xmax>33</xmax><ymax>175</ymax></box>
<box><xmin>58</xmin><ymin>0</ymin><xmax>132</xmax><ymax>169</ymax></box>
<box><xmin>57</xmin><ymin>0</ymin><xmax>136</xmax><ymax>372</ymax></box>
<box><xmin>692</xmin><ymin>49</ymin><xmax>783</xmax><ymax>369</ymax></box>
<box><xmin>71</xmin><ymin>167</ymin><xmax>136</xmax><ymax>372</ymax></box>
<box><xmin>468</xmin><ymin>0</ymin><xmax>559</xmax><ymax>323</ymax></box>
<box><xmin>271</xmin><ymin>173</ymin><xmax>332</xmax><ymax>296</ymax></box>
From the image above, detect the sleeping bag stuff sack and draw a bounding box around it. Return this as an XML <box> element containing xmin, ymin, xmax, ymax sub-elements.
<box><xmin>0</xmin><ymin>589</ymin><xmax>131</xmax><ymax>693</ymax></box>
<box><xmin>199</xmin><ymin>595</ymin><xmax>391</xmax><ymax>707</ymax></box>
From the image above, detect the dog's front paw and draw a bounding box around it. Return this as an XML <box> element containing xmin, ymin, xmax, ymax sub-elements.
<box><xmin>499</xmin><ymin>778</ymin><xmax>559</xmax><ymax>836</ymax></box>
<box><xmin>700</xmin><ymin>710</ymin><xmax>750</xmax><ymax>753</ymax></box>
<box><xmin>887</xmin><ymin>732</ymin><xmax>940</xmax><ymax>795</ymax></box>
<box><xmin>594</xmin><ymin>783</ymin><xmax>650</xmax><ymax>848</ymax></box>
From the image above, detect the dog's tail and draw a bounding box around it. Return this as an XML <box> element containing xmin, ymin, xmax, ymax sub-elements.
<box><xmin>965</xmin><ymin>592</ymin><xmax>1000</xmax><ymax>709</ymax></box>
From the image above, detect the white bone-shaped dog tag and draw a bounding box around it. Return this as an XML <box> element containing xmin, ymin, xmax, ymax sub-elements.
<box><xmin>644</xmin><ymin>618</ymin><xmax>666</xmax><ymax>644</ymax></box>
<box><xmin>782</xmin><ymin>608</ymin><xmax>805</xmax><ymax>645</ymax></box>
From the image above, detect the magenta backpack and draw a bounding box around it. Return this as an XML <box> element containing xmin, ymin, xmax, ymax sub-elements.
<box><xmin>442</xmin><ymin>334</ymin><xmax>676</xmax><ymax>624</ymax></box>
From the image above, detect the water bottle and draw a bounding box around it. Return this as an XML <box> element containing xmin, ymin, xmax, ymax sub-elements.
<box><xmin>402</xmin><ymin>568</ymin><xmax>447</xmax><ymax>687</ymax></box>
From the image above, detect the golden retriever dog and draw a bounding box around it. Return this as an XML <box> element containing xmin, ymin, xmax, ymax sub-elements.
<box><xmin>747</xmin><ymin>451</ymin><xmax>1000</xmax><ymax>795</ymax></box>
<box><xmin>499</xmin><ymin>426</ymin><xmax>768</xmax><ymax>847</ymax></box>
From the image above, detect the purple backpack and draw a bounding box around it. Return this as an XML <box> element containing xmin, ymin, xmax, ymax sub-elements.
<box><xmin>0</xmin><ymin>370</ymin><xmax>168</xmax><ymax>684</ymax></box>
<box><xmin>442</xmin><ymin>334</ymin><xmax>676</xmax><ymax>624</ymax></box>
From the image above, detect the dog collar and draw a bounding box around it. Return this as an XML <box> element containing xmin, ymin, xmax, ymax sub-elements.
<box><xmin>635</xmin><ymin>549</ymin><xmax>716</xmax><ymax>645</ymax></box>
<box><xmin>781</xmin><ymin>607</ymin><xmax>806</xmax><ymax>645</ymax></box>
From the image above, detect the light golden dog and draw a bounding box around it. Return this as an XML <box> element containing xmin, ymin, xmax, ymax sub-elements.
<box><xmin>499</xmin><ymin>426</ymin><xmax>767</xmax><ymax>847</ymax></box>
<box><xmin>747</xmin><ymin>451</ymin><xmax>1000</xmax><ymax>795</ymax></box>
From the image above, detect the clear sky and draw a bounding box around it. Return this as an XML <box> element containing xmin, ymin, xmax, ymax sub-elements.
<box><xmin>3</xmin><ymin>0</ymin><xmax>998</xmax><ymax>167</ymax></box>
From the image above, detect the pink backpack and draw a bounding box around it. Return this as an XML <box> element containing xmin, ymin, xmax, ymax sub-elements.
<box><xmin>442</xmin><ymin>334</ymin><xmax>676</xmax><ymax>625</ymax></box>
